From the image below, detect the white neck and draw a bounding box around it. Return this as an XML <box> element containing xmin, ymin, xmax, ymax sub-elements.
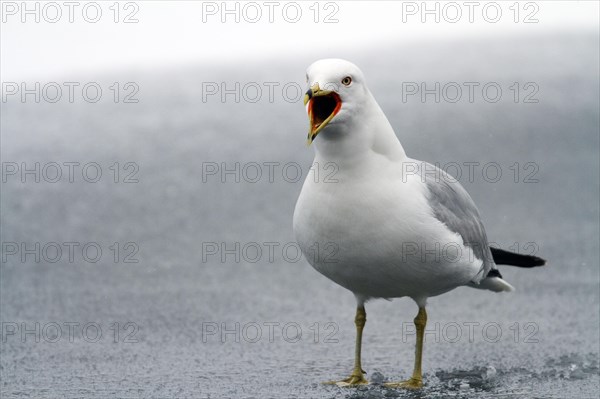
<box><xmin>313</xmin><ymin>91</ymin><xmax>406</xmax><ymax>167</ymax></box>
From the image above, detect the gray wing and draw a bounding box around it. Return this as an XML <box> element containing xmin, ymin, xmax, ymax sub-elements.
<box><xmin>417</xmin><ymin>162</ymin><xmax>495</xmax><ymax>281</ymax></box>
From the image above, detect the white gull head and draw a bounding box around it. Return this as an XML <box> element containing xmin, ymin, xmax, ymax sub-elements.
<box><xmin>304</xmin><ymin>58</ymin><xmax>406</xmax><ymax>162</ymax></box>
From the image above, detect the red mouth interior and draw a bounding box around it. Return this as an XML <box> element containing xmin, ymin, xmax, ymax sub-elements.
<box><xmin>309</xmin><ymin>93</ymin><xmax>341</xmax><ymax>130</ymax></box>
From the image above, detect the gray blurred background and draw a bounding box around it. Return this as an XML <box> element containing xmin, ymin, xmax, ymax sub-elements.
<box><xmin>1</xmin><ymin>1</ymin><xmax>599</xmax><ymax>398</ymax></box>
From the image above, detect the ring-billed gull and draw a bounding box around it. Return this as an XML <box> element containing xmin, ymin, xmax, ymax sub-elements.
<box><xmin>293</xmin><ymin>59</ymin><xmax>546</xmax><ymax>389</ymax></box>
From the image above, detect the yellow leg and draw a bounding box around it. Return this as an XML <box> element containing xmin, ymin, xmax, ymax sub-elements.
<box><xmin>323</xmin><ymin>305</ymin><xmax>368</xmax><ymax>386</ymax></box>
<box><xmin>385</xmin><ymin>307</ymin><xmax>427</xmax><ymax>390</ymax></box>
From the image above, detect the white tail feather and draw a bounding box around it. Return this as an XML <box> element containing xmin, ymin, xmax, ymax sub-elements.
<box><xmin>469</xmin><ymin>277</ymin><xmax>515</xmax><ymax>292</ymax></box>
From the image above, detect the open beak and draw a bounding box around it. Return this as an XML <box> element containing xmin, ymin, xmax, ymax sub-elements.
<box><xmin>304</xmin><ymin>83</ymin><xmax>342</xmax><ymax>145</ymax></box>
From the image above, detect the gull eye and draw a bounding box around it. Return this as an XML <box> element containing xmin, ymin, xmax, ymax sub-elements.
<box><xmin>341</xmin><ymin>76</ymin><xmax>352</xmax><ymax>86</ymax></box>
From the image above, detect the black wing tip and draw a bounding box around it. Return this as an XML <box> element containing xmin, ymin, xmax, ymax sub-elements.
<box><xmin>490</xmin><ymin>247</ymin><xmax>547</xmax><ymax>268</ymax></box>
<box><xmin>530</xmin><ymin>256</ymin><xmax>547</xmax><ymax>267</ymax></box>
<box><xmin>486</xmin><ymin>268</ymin><xmax>503</xmax><ymax>278</ymax></box>
<box><xmin>514</xmin><ymin>254</ymin><xmax>547</xmax><ymax>267</ymax></box>
<box><xmin>517</xmin><ymin>252</ymin><xmax>547</xmax><ymax>267</ymax></box>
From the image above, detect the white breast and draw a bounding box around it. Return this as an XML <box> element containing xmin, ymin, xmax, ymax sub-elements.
<box><xmin>293</xmin><ymin>158</ymin><xmax>482</xmax><ymax>301</ymax></box>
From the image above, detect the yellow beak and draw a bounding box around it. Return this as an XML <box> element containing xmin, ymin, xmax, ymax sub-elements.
<box><xmin>304</xmin><ymin>83</ymin><xmax>342</xmax><ymax>145</ymax></box>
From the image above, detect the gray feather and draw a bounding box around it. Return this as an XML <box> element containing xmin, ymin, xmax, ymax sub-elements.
<box><xmin>416</xmin><ymin>162</ymin><xmax>495</xmax><ymax>281</ymax></box>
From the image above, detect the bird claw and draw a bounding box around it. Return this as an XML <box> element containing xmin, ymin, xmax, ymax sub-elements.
<box><xmin>384</xmin><ymin>377</ymin><xmax>423</xmax><ymax>390</ymax></box>
<box><xmin>323</xmin><ymin>373</ymin><xmax>369</xmax><ymax>387</ymax></box>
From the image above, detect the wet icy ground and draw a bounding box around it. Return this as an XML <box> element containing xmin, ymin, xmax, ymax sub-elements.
<box><xmin>1</xmin><ymin>34</ymin><xmax>599</xmax><ymax>398</ymax></box>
